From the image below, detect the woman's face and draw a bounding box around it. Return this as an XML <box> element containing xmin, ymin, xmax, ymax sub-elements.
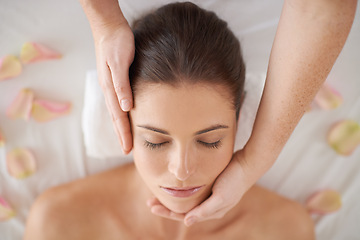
<box><xmin>130</xmin><ymin>82</ymin><xmax>237</xmax><ymax>214</ymax></box>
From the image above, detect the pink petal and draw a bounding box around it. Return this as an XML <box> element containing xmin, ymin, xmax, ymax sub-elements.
<box><xmin>6</xmin><ymin>88</ymin><xmax>34</xmax><ymax>120</ymax></box>
<box><xmin>0</xmin><ymin>129</ymin><xmax>5</xmax><ymax>147</ymax></box>
<box><xmin>31</xmin><ymin>99</ymin><xmax>71</xmax><ymax>122</ymax></box>
<box><xmin>0</xmin><ymin>55</ymin><xmax>22</xmax><ymax>81</ymax></box>
<box><xmin>6</xmin><ymin>148</ymin><xmax>36</xmax><ymax>179</ymax></box>
<box><xmin>314</xmin><ymin>83</ymin><xmax>343</xmax><ymax>110</ymax></box>
<box><xmin>327</xmin><ymin>120</ymin><xmax>360</xmax><ymax>156</ymax></box>
<box><xmin>20</xmin><ymin>42</ymin><xmax>61</xmax><ymax>64</ymax></box>
<box><xmin>0</xmin><ymin>197</ymin><xmax>16</xmax><ymax>221</ymax></box>
<box><xmin>306</xmin><ymin>190</ymin><xmax>342</xmax><ymax>215</ymax></box>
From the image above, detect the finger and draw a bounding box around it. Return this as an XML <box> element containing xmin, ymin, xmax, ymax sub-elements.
<box><xmin>103</xmin><ymin>95</ymin><xmax>123</xmax><ymax>148</ymax></box>
<box><xmin>109</xmin><ymin>61</ymin><xmax>133</xmax><ymax>112</ymax></box>
<box><xmin>150</xmin><ymin>205</ymin><xmax>185</xmax><ymax>222</ymax></box>
<box><xmin>146</xmin><ymin>197</ymin><xmax>160</xmax><ymax>207</ymax></box>
<box><xmin>109</xmin><ymin>63</ymin><xmax>134</xmax><ymax>153</ymax></box>
<box><xmin>99</xmin><ymin>65</ymin><xmax>124</xmax><ymax>149</ymax></box>
<box><xmin>101</xmin><ymin>64</ymin><xmax>133</xmax><ymax>153</ymax></box>
<box><xmin>115</xmin><ymin>112</ymin><xmax>133</xmax><ymax>154</ymax></box>
<box><xmin>146</xmin><ymin>197</ymin><xmax>185</xmax><ymax>221</ymax></box>
<box><xmin>184</xmin><ymin>195</ymin><xmax>228</xmax><ymax>226</ymax></box>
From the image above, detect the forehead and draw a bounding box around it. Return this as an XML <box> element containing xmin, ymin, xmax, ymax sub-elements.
<box><xmin>131</xmin><ymin>82</ymin><xmax>236</xmax><ymax>134</ymax></box>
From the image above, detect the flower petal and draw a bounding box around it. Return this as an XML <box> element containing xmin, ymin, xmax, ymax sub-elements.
<box><xmin>327</xmin><ymin>120</ymin><xmax>360</xmax><ymax>156</ymax></box>
<box><xmin>31</xmin><ymin>99</ymin><xmax>71</xmax><ymax>122</ymax></box>
<box><xmin>0</xmin><ymin>197</ymin><xmax>16</xmax><ymax>221</ymax></box>
<box><xmin>6</xmin><ymin>88</ymin><xmax>34</xmax><ymax>120</ymax></box>
<box><xmin>6</xmin><ymin>148</ymin><xmax>36</xmax><ymax>179</ymax></box>
<box><xmin>0</xmin><ymin>129</ymin><xmax>5</xmax><ymax>147</ymax></box>
<box><xmin>0</xmin><ymin>55</ymin><xmax>22</xmax><ymax>81</ymax></box>
<box><xmin>20</xmin><ymin>42</ymin><xmax>62</xmax><ymax>64</ymax></box>
<box><xmin>314</xmin><ymin>83</ymin><xmax>343</xmax><ymax>110</ymax></box>
<box><xmin>306</xmin><ymin>190</ymin><xmax>342</xmax><ymax>215</ymax></box>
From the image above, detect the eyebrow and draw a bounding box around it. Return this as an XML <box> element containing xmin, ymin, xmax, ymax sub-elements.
<box><xmin>137</xmin><ymin>124</ymin><xmax>229</xmax><ymax>136</ymax></box>
<box><xmin>137</xmin><ymin>125</ymin><xmax>170</xmax><ymax>135</ymax></box>
<box><xmin>195</xmin><ymin>124</ymin><xmax>229</xmax><ymax>135</ymax></box>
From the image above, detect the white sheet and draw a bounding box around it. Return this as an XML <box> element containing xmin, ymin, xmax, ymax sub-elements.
<box><xmin>0</xmin><ymin>1</ymin><xmax>359</xmax><ymax>239</ymax></box>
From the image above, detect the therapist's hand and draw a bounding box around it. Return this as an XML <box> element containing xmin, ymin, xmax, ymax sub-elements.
<box><xmin>147</xmin><ymin>150</ymin><xmax>249</xmax><ymax>226</ymax></box>
<box><xmin>93</xmin><ymin>22</ymin><xmax>135</xmax><ymax>154</ymax></box>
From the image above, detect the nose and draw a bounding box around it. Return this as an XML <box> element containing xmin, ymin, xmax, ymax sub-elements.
<box><xmin>168</xmin><ymin>144</ymin><xmax>195</xmax><ymax>181</ymax></box>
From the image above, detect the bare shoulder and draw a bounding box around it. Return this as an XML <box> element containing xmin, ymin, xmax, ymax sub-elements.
<box><xmin>266</xmin><ymin>190</ymin><xmax>315</xmax><ymax>240</ymax></box>
<box><xmin>23</xmin><ymin>163</ymin><xmax>136</xmax><ymax>240</ymax></box>
<box><xmin>239</xmin><ymin>185</ymin><xmax>315</xmax><ymax>240</ymax></box>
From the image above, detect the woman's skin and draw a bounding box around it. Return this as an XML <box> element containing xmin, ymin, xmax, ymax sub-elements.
<box><xmin>79</xmin><ymin>0</ymin><xmax>357</xmax><ymax>226</ymax></box>
<box><xmin>24</xmin><ymin>82</ymin><xmax>315</xmax><ymax>240</ymax></box>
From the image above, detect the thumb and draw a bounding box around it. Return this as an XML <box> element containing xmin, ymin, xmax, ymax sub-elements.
<box><xmin>184</xmin><ymin>195</ymin><xmax>225</xmax><ymax>226</ymax></box>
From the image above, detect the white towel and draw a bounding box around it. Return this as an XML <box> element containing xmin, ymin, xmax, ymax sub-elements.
<box><xmin>82</xmin><ymin>70</ymin><xmax>266</xmax><ymax>159</ymax></box>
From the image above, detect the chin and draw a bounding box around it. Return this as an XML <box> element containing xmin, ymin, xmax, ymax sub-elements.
<box><xmin>158</xmin><ymin>196</ymin><xmax>204</xmax><ymax>214</ymax></box>
<box><xmin>165</xmin><ymin>201</ymin><xmax>197</xmax><ymax>214</ymax></box>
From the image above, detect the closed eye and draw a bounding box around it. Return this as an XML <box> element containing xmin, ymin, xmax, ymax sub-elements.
<box><xmin>197</xmin><ymin>140</ymin><xmax>222</xmax><ymax>149</ymax></box>
<box><xmin>144</xmin><ymin>140</ymin><xmax>169</xmax><ymax>150</ymax></box>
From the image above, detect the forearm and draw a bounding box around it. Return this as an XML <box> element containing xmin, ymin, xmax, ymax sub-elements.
<box><xmin>239</xmin><ymin>0</ymin><xmax>357</xmax><ymax>184</ymax></box>
<box><xmin>79</xmin><ymin>0</ymin><xmax>127</xmax><ymax>40</ymax></box>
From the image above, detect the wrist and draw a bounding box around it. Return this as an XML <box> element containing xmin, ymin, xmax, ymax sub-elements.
<box><xmin>80</xmin><ymin>0</ymin><xmax>128</xmax><ymax>40</ymax></box>
<box><xmin>234</xmin><ymin>141</ymin><xmax>278</xmax><ymax>182</ymax></box>
<box><xmin>92</xmin><ymin>20</ymin><xmax>130</xmax><ymax>44</ymax></box>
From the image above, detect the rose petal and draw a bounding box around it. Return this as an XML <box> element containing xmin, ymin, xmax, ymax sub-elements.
<box><xmin>6</xmin><ymin>88</ymin><xmax>34</xmax><ymax>120</ymax></box>
<box><xmin>0</xmin><ymin>55</ymin><xmax>22</xmax><ymax>81</ymax></box>
<box><xmin>20</xmin><ymin>42</ymin><xmax>62</xmax><ymax>64</ymax></box>
<box><xmin>0</xmin><ymin>129</ymin><xmax>5</xmax><ymax>147</ymax></box>
<box><xmin>6</xmin><ymin>148</ymin><xmax>36</xmax><ymax>179</ymax></box>
<box><xmin>327</xmin><ymin>120</ymin><xmax>360</xmax><ymax>156</ymax></box>
<box><xmin>31</xmin><ymin>99</ymin><xmax>71</xmax><ymax>122</ymax></box>
<box><xmin>314</xmin><ymin>83</ymin><xmax>343</xmax><ymax>110</ymax></box>
<box><xmin>306</xmin><ymin>190</ymin><xmax>342</xmax><ymax>215</ymax></box>
<box><xmin>0</xmin><ymin>197</ymin><xmax>16</xmax><ymax>221</ymax></box>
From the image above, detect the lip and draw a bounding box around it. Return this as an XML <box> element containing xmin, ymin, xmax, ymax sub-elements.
<box><xmin>160</xmin><ymin>186</ymin><xmax>204</xmax><ymax>198</ymax></box>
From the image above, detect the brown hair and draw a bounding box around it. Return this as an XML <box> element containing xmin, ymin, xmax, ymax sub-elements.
<box><xmin>129</xmin><ymin>2</ymin><xmax>245</xmax><ymax>119</ymax></box>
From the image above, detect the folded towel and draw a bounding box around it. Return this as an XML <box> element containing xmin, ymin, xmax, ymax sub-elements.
<box><xmin>82</xmin><ymin>70</ymin><xmax>266</xmax><ymax>159</ymax></box>
<box><xmin>234</xmin><ymin>72</ymin><xmax>266</xmax><ymax>150</ymax></box>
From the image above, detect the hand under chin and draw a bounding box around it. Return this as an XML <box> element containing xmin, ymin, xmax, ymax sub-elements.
<box><xmin>161</xmin><ymin>196</ymin><xmax>204</xmax><ymax>214</ymax></box>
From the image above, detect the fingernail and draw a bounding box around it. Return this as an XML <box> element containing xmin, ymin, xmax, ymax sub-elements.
<box><xmin>185</xmin><ymin>217</ymin><xmax>197</xmax><ymax>227</ymax></box>
<box><xmin>120</xmin><ymin>99</ymin><xmax>131</xmax><ymax>112</ymax></box>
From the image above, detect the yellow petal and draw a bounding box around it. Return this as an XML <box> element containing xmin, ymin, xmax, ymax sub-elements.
<box><xmin>306</xmin><ymin>190</ymin><xmax>342</xmax><ymax>215</ymax></box>
<box><xmin>327</xmin><ymin>120</ymin><xmax>360</xmax><ymax>156</ymax></box>
<box><xmin>314</xmin><ymin>83</ymin><xmax>343</xmax><ymax>110</ymax></box>
<box><xmin>0</xmin><ymin>129</ymin><xmax>5</xmax><ymax>147</ymax></box>
<box><xmin>0</xmin><ymin>197</ymin><xmax>16</xmax><ymax>221</ymax></box>
<box><xmin>31</xmin><ymin>99</ymin><xmax>71</xmax><ymax>122</ymax></box>
<box><xmin>6</xmin><ymin>88</ymin><xmax>34</xmax><ymax>120</ymax></box>
<box><xmin>6</xmin><ymin>148</ymin><xmax>36</xmax><ymax>179</ymax></box>
<box><xmin>0</xmin><ymin>55</ymin><xmax>22</xmax><ymax>81</ymax></box>
<box><xmin>20</xmin><ymin>42</ymin><xmax>62</xmax><ymax>64</ymax></box>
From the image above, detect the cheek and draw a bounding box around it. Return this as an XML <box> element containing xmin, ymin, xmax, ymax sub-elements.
<box><xmin>133</xmin><ymin>143</ymin><xmax>167</xmax><ymax>182</ymax></box>
<box><xmin>204</xmin><ymin>139</ymin><xmax>235</xmax><ymax>180</ymax></box>
<box><xmin>204</xmin><ymin>146</ymin><xmax>233</xmax><ymax>176</ymax></box>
